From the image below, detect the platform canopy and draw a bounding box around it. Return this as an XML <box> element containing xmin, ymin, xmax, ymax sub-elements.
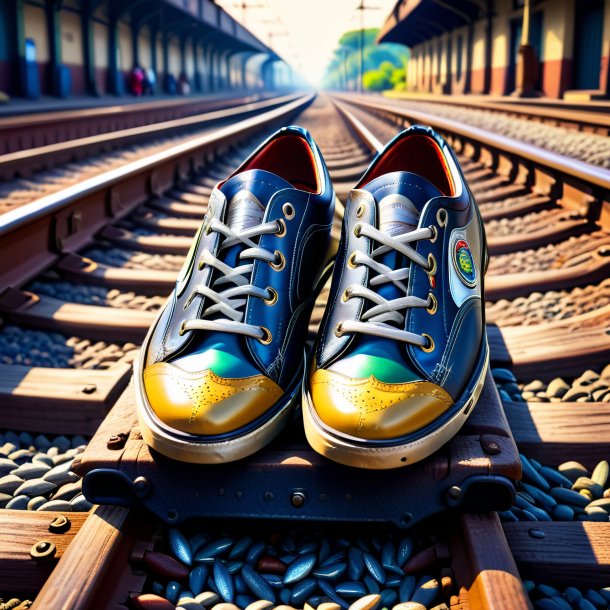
<box><xmin>131</xmin><ymin>0</ymin><xmax>277</xmax><ymax>57</ymax></box>
<box><xmin>377</xmin><ymin>0</ymin><xmax>485</xmax><ymax>46</ymax></box>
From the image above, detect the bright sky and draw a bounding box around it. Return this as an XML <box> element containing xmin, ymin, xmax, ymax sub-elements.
<box><xmin>216</xmin><ymin>0</ymin><xmax>399</xmax><ymax>85</ymax></box>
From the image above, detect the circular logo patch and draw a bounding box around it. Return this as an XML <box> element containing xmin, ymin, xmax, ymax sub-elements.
<box><xmin>454</xmin><ymin>239</ymin><xmax>476</xmax><ymax>287</ymax></box>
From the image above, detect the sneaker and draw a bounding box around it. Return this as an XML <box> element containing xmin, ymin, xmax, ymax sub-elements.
<box><xmin>303</xmin><ymin>125</ymin><xmax>489</xmax><ymax>469</ymax></box>
<box><xmin>136</xmin><ymin>126</ymin><xmax>335</xmax><ymax>463</ymax></box>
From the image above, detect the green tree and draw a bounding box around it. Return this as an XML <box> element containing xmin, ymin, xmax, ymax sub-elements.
<box><xmin>322</xmin><ymin>28</ymin><xmax>408</xmax><ymax>91</ymax></box>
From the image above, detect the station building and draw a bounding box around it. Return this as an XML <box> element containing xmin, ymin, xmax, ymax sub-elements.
<box><xmin>378</xmin><ymin>0</ymin><xmax>610</xmax><ymax>99</ymax></box>
<box><xmin>0</xmin><ymin>0</ymin><xmax>292</xmax><ymax>99</ymax></box>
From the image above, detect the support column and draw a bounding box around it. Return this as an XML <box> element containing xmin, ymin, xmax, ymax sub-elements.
<box><xmin>212</xmin><ymin>49</ymin><xmax>222</xmax><ymax>90</ymax></box>
<box><xmin>150</xmin><ymin>26</ymin><xmax>158</xmax><ymax>78</ymax></box>
<box><xmin>107</xmin><ymin>12</ymin><xmax>122</xmax><ymax>94</ymax></box>
<box><xmin>202</xmin><ymin>45</ymin><xmax>213</xmax><ymax>91</ymax></box>
<box><xmin>131</xmin><ymin>19</ymin><xmax>140</xmax><ymax>67</ymax></box>
<box><xmin>179</xmin><ymin>36</ymin><xmax>186</xmax><ymax>75</ymax></box>
<box><xmin>260</xmin><ymin>57</ymin><xmax>275</xmax><ymax>91</ymax></box>
<box><xmin>218</xmin><ymin>49</ymin><xmax>230</xmax><ymax>90</ymax></box>
<box><xmin>483</xmin><ymin>0</ymin><xmax>492</xmax><ymax>94</ymax></box>
<box><xmin>81</xmin><ymin>1</ymin><xmax>97</xmax><ymax>95</ymax></box>
<box><xmin>224</xmin><ymin>50</ymin><xmax>239</xmax><ymax>90</ymax></box>
<box><xmin>161</xmin><ymin>30</ymin><xmax>170</xmax><ymax>92</ymax></box>
<box><xmin>240</xmin><ymin>53</ymin><xmax>252</xmax><ymax>90</ymax></box>
<box><xmin>464</xmin><ymin>21</ymin><xmax>474</xmax><ymax>93</ymax></box>
<box><xmin>4</xmin><ymin>0</ymin><xmax>27</xmax><ymax>97</ymax></box>
<box><xmin>512</xmin><ymin>0</ymin><xmax>542</xmax><ymax>97</ymax></box>
<box><xmin>45</xmin><ymin>0</ymin><xmax>63</xmax><ymax>96</ymax></box>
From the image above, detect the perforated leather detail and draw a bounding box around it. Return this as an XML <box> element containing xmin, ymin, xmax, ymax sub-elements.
<box><xmin>310</xmin><ymin>368</ymin><xmax>453</xmax><ymax>440</ymax></box>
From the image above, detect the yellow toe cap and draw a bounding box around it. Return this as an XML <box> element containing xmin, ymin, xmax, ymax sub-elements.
<box><xmin>143</xmin><ymin>362</ymin><xmax>284</xmax><ymax>435</ymax></box>
<box><xmin>310</xmin><ymin>369</ymin><xmax>453</xmax><ymax>440</ymax></box>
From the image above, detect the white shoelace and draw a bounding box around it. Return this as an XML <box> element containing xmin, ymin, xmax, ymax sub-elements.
<box><xmin>180</xmin><ymin>217</ymin><xmax>282</xmax><ymax>342</ymax></box>
<box><xmin>336</xmin><ymin>222</ymin><xmax>436</xmax><ymax>348</ymax></box>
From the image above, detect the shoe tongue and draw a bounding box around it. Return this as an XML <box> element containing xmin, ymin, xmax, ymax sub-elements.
<box><xmin>362</xmin><ymin>171</ymin><xmax>443</xmax><ymax>236</ymax></box>
<box><xmin>220</xmin><ymin>169</ymin><xmax>293</xmax><ymax>232</ymax></box>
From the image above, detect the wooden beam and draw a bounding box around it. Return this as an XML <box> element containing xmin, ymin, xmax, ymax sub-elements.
<box><xmin>32</xmin><ymin>505</ymin><xmax>150</xmax><ymax>610</ymax></box>
<box><xmin>504</xmin><ymin>522</ymin><xmax>610</xmax><ymax>588</ymax></box>
<box><xmin>503</xmin><ymin>400</ymin><xmax>610</xmax><ymax>469</ymax></box>
<box><xmin>0</xmin><ymin>510</ymin><xmax>87</xmax><ymax>596</ymax></box>
<box><xmin>451</xmin><ymin>513</ymin><xmax>532</xmax><ymax>610</ymax></box>
<box><xmin>0</xmin><ymin>288</ymin><xmax>154</xmax><ymax>342</ymax></box>
<box><xmin>0</xmin><ymin>363</ymin><xmax>131</xmax><ymax>435</ymax></box>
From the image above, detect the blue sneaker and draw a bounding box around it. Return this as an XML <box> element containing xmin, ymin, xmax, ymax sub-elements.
<box><xmin>304</xmin><ymin>125</ymin><xmax>489</xmax><ymax>469</ymax></box>
<box><xmin>137</xmin><ymin>126</ymin><xmax>335</xmax><ymax>463</ymax></box>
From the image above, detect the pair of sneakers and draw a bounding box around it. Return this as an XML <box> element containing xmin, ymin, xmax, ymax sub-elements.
<box><xmin>135</xmin><ymin>124</ymin><xmax>489</xmax><ymax>470</ymax></box>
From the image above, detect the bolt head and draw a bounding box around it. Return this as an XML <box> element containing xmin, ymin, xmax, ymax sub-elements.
<box><xmin>133</xmin><ymin>476</ymin><xmax>151</xmax><ymax>498</ymax></box>
<box><xmin>290</xmin><ymin>491</ymin><xmax>306</xmax><ymax>508</ymax></box>
<box><xmin>447</xmin><ymin>486</ymin><xmax>462</xmax><ymax>501</ymax></box>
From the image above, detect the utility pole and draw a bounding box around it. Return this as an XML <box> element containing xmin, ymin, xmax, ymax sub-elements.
<box><xmin>234</xmin><ymin>0</ymin><xmax>264</xmax><ymax>27</ymax></box>
<box><xmin>354</xmin><ymin>1</ymin><xmax>380</xmax><ymax>93</ymax></box>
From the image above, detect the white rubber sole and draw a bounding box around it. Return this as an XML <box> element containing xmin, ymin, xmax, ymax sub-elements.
<box><xmin>134</xmin><ymin>323</ymin><xmax>300</xmax><ymax>464</ymax></box>
<box><xmin>302</xmin><ymin>343</ymin><xmax>489</xmax><ymax>470</ymax></box>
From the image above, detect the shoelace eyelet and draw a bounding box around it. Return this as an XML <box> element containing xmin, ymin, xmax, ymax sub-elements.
<box><xmin>436</xmin><ymin>209</ymin><xmax>448</xmax><ymax>227</ymax></box>
<box><xmin>282</xmin><ymin>202</ymin><xmax>295</xmax><ymax>219</ymax></box>
<box><xmin>334</xmin><ymin>322</ymin><xmax>344</xmax><ymax>337</ymax></box>
<box><xmin>426</xmin><ymin>253</ymin><xmax>437</xmax><ymax>275</ymax></box>
<box><xmin>420</xmin><ymin>333</ymin><xmax>435</xmax><ymax>352</ymax></box>
<box><xmin>341</xmin><ymin>288</ymin><xmax>352</xmax><ymax>302</ymax></box>
<box><xmin>347</xmin><ymin>252</ymin><xmax>358</xmax><ymax>269</ymax></box>
<box><xmin>263</xmin><ymin>287</ymin><xmax>278</xmax><ymax>306</ymax></box>
<box><xmin>355</xmin><ymin>204</ymin><xmax>365</xmax><ymax>218</ymax></box>
<box><xmin>258</xmin><ymin>326</ymin><xmax>273</xmax><ymax>344</ymax></box>
<box><xmin>269</xmin><ymin>250</ymin><xmax>285</xmax><ymax>271</ymax></box>
<box><xmin>275</xmin><ymin>219</ymin><xmax>287</xmax><ymax>238</ymax></box>
<box><xmin>178</xmin><ymin>321</ymin><xmax>187</xmax><ymax>336</ymax></box>
<box><xmin>426</xmin><ymin>293</ymin><xmax>438</xmax><ymax>315</ymax></box>
<box><xmin>429</xmin><ymin>225</ymin><xmax>438</xmax><ymax>243</ymax></box>
<box><xmin>354</xmin><ymin>223</ymin><xmax>363</xmax><ymax>238</ymax></box>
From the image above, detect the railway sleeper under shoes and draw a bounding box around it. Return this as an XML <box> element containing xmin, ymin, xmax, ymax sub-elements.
<box><xmin>136</xmin><ymin>126</ymin><xmax>336</xmax><ymax>463</ymax></box>
<box><xmin>303</xmin><ymin>125</ymin><xmax>490</xmax><ymax>469</ymax></box>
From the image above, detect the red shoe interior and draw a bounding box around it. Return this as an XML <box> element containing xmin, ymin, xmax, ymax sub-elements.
<box><xmin>359</xmin><ymin>134</ymin><xmax>455</xmax><ymax>196</ymax></box>
<box><xmin>241</xmin><ymin>134</ymin><xmax>320</xmax><ymax>193</ymax></box>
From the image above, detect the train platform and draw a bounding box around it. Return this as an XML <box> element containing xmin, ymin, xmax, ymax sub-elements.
<box><xmin>0</xmin><ymin>89</ymin><xmax>261</xmax><ymax>119</ymax></box>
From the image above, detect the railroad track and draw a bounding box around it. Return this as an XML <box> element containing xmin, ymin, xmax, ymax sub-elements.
<box><xmin>0</xmin><ymin>92</ymin><xmax>279</xmax><ymax>155</ymax></box>
<box><xmin>0</xmin><ymin>91</ymin><xmax>608</xmax><ymax>610</ymax></box>
<box><xmin>371</xmin><ymin>92</ymin><xmax>610</xmax><ymax>136</ymax></box>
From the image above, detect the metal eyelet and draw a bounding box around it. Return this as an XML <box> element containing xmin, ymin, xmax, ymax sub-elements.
<box><xmin>429</xmin><ymin>225</ymin><xmax>438</xmax><ymax>243</ymax></box>
<box><xmin>178</xmin><ymin>321</ymin><xmax>187</xmax><ymax>336</ymax></box>
<box><xmin>263</xmin><ymin>287</ymin><xmax>278</xmax><ymax>306</ymax></box>
<box><xmin>341</xmin><ymin>287</ymin><xmax>352</xmax><ymax>302</ymax></box>
<box><xmin>269</xmin><ymin>250</ymin><xmax>285</xmax><ymax>271</ymax></box>
<box><xmin>347</xmin><ymin>252</ymin><xmax>358</xmax><ymax>269</ymax></box>
<box><xmin>355</xmin><ymin>204</ymin><xmax>365</xmax><ymax>218</ymax></box>
<box><xmin>282</xmin><ymin>202</ymin><xmax>295</xmax><ymax>219</ymax></box>
<box><xmin>420</xmin><ymin>333</ymin><xmax>435</xmax><ymax>352</ymax></box>
<box><xmin>354</xmin><ymin>223</ymin><xmax>362</xmax><ymax>237</ymax></box>
<box><xmin>334</xmin><ymin>322</ymin><xmax>344</xmax><ymax>337</ymax></box>
<box><xmin>427</xmin><ymin>253</ymin><xmax>437</xmax><ymax>275</ymax></box>
<box><xmin>436</xmin><ymin>209</ymin><xmax>448</xmax><ymax>227</ymax></box>
<box><xmin>426</xmin><ymin>293</ymin><xmax>438</xmax><ymax>315</ymax></box>
<box><xmin>258</xmin><ymin>326</ymin><xmax>273</xmax><ymax>345</ymax></box>
<box><xmin>275</xmin><ymin>219</ymin><xmax>287</xmax><ymax>238</ymax></box>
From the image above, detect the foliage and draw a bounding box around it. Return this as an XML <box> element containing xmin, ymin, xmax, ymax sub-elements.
<box><xmin>321</xmin><ymin>28</ymin><xmax>408</xmax><ymax>91</ymax></box>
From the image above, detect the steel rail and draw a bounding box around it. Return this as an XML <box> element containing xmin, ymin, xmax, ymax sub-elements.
<box><xmin>329</xmin><ymin>93</ymin><xmax>610</xmax><ymax>194</ymax></box>
<box><xmin>0</xmin><ymin>92</ymin><xmax>310</xmax><ymax>180</ymax></box>
<box><xmin>0</xmin><ymin>93</ymin><xmax>314</xmax><ymax>237</ymax></box>
<box><xmin>381</xmin><ymin>92</ymin><xmax>610</xmax><ymax>133</ymax></box>
<box><xmin>0</xmin><ymin>93</ymin><xmax>315</xmax><ymax>289</ymax></box>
